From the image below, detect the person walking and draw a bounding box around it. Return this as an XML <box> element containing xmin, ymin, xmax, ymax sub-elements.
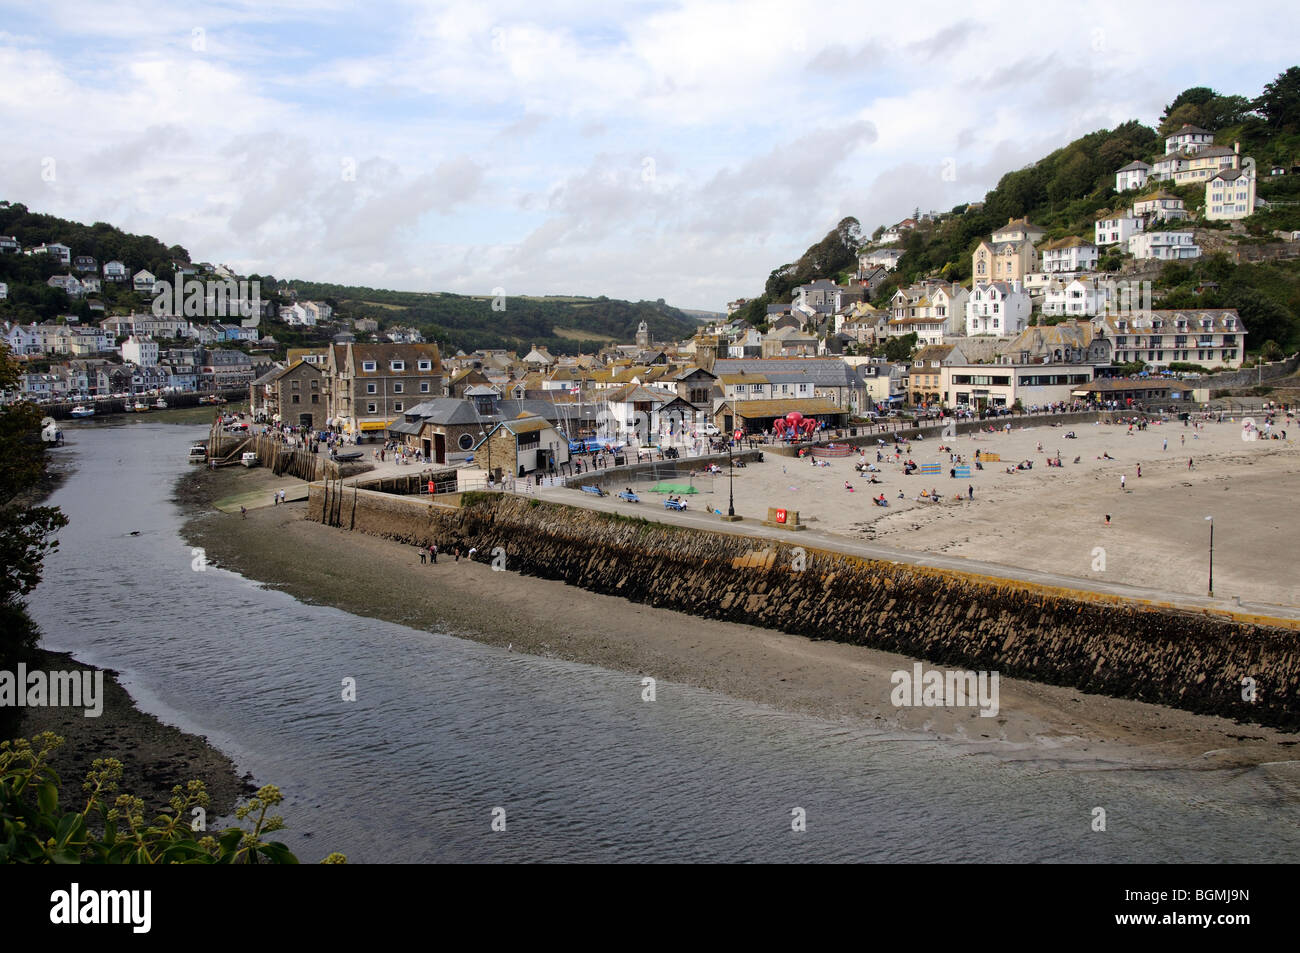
<box><xmin>431</xmin><ymin>543</ymin><xmax>438</xmax><ymax>564</ymax></box>
<box><xmin>1120</xmin><ymin>473</ymin><xmax>1126</xmax><ymax>490</ymax></box>
<box><xmin>1136</xmin><ymin>464</ymin><xmax>1141</xmax><ymax>478</ymax></box>
<box><xmin>1188</xmin><ymin>457</ymin><xmax>1194</xmax><ymax>470</ymax></box>
<box><xmin>419</xmin><ymin>546</ymin><xmax>427</xmax><ymax>565</ymax></box>
<box><xmin>240</xmin><ymin>505</ymin><xmax>247</xmax><ymax>519</ymax></box>
<box><xmin>967</xmin><ymin>484</ymin><xmax>973</xmax><ymax>501</ymax></box>
<box><xmin>1162</xmin><ymin>438</ymin><xmax>1168</xmax><ymax>452</ymax></box>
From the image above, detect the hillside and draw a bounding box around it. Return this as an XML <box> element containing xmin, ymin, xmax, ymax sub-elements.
<box><xmin>0</xmin><ymin>201</ymin><xmax>697</xmax><ymax>356</ymax></box>
<box><xmin>283</xmin><ymin>281</ymin><xmax>699</xmax><ymax>355</ymax></box>
<box><xmin>731</xmin><ymin>67</ymin><xmax>1300</xmax><ymax>353</ymax></box>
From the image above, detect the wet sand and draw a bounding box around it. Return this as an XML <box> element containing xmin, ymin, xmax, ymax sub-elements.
<box><xmin>5</xmin><ymin>649</ymin><xmax>254</xmax><ymax>817</ymax></box>
<box><xmin>180</xmin><ymin>462</ymin><xmax>1300</xmax><ymax>771</ymax></box>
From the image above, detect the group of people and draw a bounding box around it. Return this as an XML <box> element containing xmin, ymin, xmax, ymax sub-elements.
<box><xmin>417</xmin><ymin>542</ymin><xmax>478</xmax><ymax>564</ymax></box>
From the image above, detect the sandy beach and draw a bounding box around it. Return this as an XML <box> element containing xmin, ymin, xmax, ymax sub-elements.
<box><xmin>180</xmin><ymin>460</ymin><xmax>1300</xmax><ymax>771</ymax></box>
<box><xmin>700</xmin><ymin>414</ymin><xmax>1300</xmax><ymax>608</ymax></box>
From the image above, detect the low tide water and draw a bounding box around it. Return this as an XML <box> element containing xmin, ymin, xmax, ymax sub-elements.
<box><xmin>28</xmin><ymin>416</ymin><xmax>1300</xmax><ymax>862</ymax></box>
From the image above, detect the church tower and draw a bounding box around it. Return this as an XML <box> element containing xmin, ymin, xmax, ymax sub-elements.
<box><xmin>636</xmin><ymin>319</ymin><xmax>650</xmax><ymax>350</ymax></box>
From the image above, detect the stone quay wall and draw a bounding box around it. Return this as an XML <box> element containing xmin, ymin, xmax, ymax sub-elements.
<box><xmin>303</xmin><ymin>488</ymin><xmax>1300</xmax><ymax>728</ymax></box>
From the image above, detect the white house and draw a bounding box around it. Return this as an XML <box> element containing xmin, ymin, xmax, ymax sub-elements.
<box><xmin>31</xmin><ymin>242</ymin><xmax>71</xmax><ymax>264</ymax></box>
<box><xmin>1114</xmin><ymin>161</ymin><xmax>1150</xmax><ymax>192</ymax></box>
<box><xmin>965</xmin><ymin>281</ymin><xmax>1031</xmax><ymax>337</ymax></box>
<box><xmin>1165</xmin><ymin>124</ymin><xmax>1214</xmax><ymax>155</ymax></box>
<box><xmin>1132</xmin><ymin>191</ymin><xmax>1188</xmax><ymax>224</ymax></box>
<box><xmin>133</xmin><ymin>269</ymin><xmax>159</xmax><ymax>293</ymax></box>
<box><xmin>0</xmin><ymin>236</ymin><xmax>20</xmax><ymax>254</ymax></box>
<box><xmin>859</xmin><ymin>248</ymin><xmax>904</xmax><ymax>272</ymax></box>
<box><xmin>1205</xmin><ymin>161</ymin><xmax>1257</xmax><ymax>221</ymax></box>
<box><xmin>47</xmin><ymin>274</ymin><xmax>84</xmax><ymax>297</ymax></box>
<box><xmin>1040</xmin><ymin>236</ymin><xmax>1098</xmax><ymax>273</ymax></box>
<box><xmin>280</xmin><ymin>303</ymin><xmax>315</xmax><ymax>326</ymax></box>
<box><xmin>0</xmin><ymin>282</ymin><xmax>7</xmax><ymax>301</ymax></box>
<box><xmin>1127</xmin><ymin>231</ymin><xmax>1201</xmax><ymax>261</ymax></box>
<box><xmin>1095</xmin><ymin>213</ymin><xmax>1144</xmax><ymax>247</ymax></box>
<box><xmin>102</xmin><ymin>260</ymin><xmax>128</xmax><ymax>282</ymax></box>
<box><xmin>121</xmin><ymin>334</ymin><xmax>159</xmax><ymax>367</ymax></box>
<box><xmin>1043</xmin><ymin>278</ymin><xmax>1110</xmax><ymax>317</ymax></box>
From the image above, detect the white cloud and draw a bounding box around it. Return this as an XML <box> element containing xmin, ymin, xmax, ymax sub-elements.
<box><xmin>0</xmin><ymin>0</ymin><xmax>1297</xmax><ymax>310</ymax></box>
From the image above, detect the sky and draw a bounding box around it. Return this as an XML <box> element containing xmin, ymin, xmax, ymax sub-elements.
<box><xmin>1</xmin><ymin>1</ymin><xmax>1297</xmax><ymax>312</ymax></box>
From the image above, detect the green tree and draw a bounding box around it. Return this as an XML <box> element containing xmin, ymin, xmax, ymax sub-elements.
<box><xmin>884</xmin><ymin>332</ymin><xmax>917</xmax><ymax>363</ymax></box>
<box><xmin>1254</xmin><ymin>66</ymin><xmax>1300</xmax><ymax>131</ymax></box>
<box><xmin>0</xmin><ymin>344</ymin><xmax>68</xmax><ymax>667</ymax></box>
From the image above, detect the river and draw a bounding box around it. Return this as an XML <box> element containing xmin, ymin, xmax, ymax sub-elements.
<box><xmin>27</xmin><ymin>416</ymin><xmax>1300</xmax><ymax>862</ymax></box>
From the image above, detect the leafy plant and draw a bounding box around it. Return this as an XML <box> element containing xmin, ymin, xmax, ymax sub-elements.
<box><xmin>0</xmin><ymin>733</ymin><xmax>344</xmax><ymax>864</ymax></box>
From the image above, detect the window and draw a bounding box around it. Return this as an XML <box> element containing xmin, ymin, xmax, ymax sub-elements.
<box><xmin>367</xmin><ymin>402</ymin><xmax>377</xmax><ymax>413</ymax></box>
<box><xmin>291</xmin><ymin>394</ymin><xmax>299</xmax><ymax>404</ymax></box>
<box><xmin>418</xmin><ymin>360</ymin><xmax>431</xmax><ymax>371</ymax></box>
<box><xmin>291</xmin><ymin>380</ymin><xmax>300</xmax><ymax>390</ymax></box>
<box><xmin>394</xmin><ymin>402</ymin><xmax>403</xmax><ymax>412</ymax></box>
<box><xmin>393</xmin><ymin>382</ymin><xmax>404</xmax><ymax>394</ymax></box>
<box><xmin>391</xmin><ymin>360</ymin><xmax>404</xmax><ymax>372</ymax></box>
<box><xmin>458</xmin><ymin>433</ymin><xmax>474</xmax><ymax>450</ymax></box>
<box><xmin>311</xmin><ymin>394</ymin><xmax>318</xmax><ymax>404</ymax></box>
<box><xmin>311</xmin><ymin>379</ymin><xmax>318</xmax><ymax>389</ymax></box>
<box><xmin>367</xmin><ymin>383</ymin><xmax>377</xmax><ymax>394</ymax></box>
<box><xmin>420</xmin><ymin>381</ymin><xmax>430</xmax><ymax>392</ymax></box>
<box><xmin>362</xmin><ymin>361</ymin><xmax>376</xmax><ymax>372</ymax></box>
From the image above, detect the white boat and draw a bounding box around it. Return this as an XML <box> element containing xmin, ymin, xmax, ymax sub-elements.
<box><xmin>240</xmin><ymin>452</ymin><xmax>258</xmax><ymax>468</ymax></box>
<box><xmin>188</xmin><ymin>444</ymin><xmax>207</xmax><ymax>462</ymax></box>
<box><xmin>69</xmin><ymin>405</ymin><xmax>95</xmax><ymax>418</ymax></box>
<box><xmin>131</xmin><ymin>402</ymin><xmax>149</xmax><ymax>413</ymax></box>
<box><xmin>154</xmin><ymin>398</ymin><xmax>168</xmax><ymax>409</ymax></box>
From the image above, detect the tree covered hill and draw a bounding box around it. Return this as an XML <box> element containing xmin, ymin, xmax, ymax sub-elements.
<box><xmin>282</xmin><ymin>281</ymin><xmax>701</xmax><ymax>356</ymax></box>
<box><xmin>0</xmin><ymin>200</ymin><xmax>700</xmax><ymax>355</ymax></box>
<box><xmin>731</xmin><ymin>67</ymin><xmax>1300</xmax><ymax>353</ymax></box>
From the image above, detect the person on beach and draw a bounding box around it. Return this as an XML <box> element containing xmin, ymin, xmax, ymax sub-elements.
<box><xmin>967</xmin><ymin>485</ymin><xmax>973</xmax><ymax>500</ymax></box>
<box><xmin>454</xmin><ymin>546</ymin><xmax>460</xmax><ymax>562</ymax></box>
<box><xmin>431</xmin><ymin>544</ymin><xmax>438</xmax><ymax>564</ymax></box>
<box><xmin>273</xmin><ymin>492</ymin><xmax>278</xmax><ymax>506</ymax></box>
<box><xmin>240</xmin><ymin>506</ymin><xmax>247</xmax><ymax>519</ymax></box>
<box><xmin>1120</xmin><ymin>474</ymin><xmax>1126</xmax><ymax>490</ymax></box>
<box><xmin>419</xmin><ymin>546</ymin><xmax>426</xmax><ymax>565</ymax></box>
<box><xmin>1163</xmin><ymin>438</ymin><xmax>1168</xmax><ymax>451</ymax></box>
<box><xmin>1105</xmin><ymin>514</ymin><xmax>1111</xmax><ymax>526</ymax></box>
<box><xmin>1188</xmin><ymin>458</ymin><xmax>1194</xmax><ymax>469</ymax></box>
<box><xmin>1136</xmin><ymin>464</ymin><xmax>1141</xmax><ymax>478</ymax></box>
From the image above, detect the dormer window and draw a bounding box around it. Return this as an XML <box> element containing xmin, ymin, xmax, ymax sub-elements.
<box><xmin>391</xmin><ymin>360</ymin><xmax>404</xmax><ymax>372</ymax></box>
<box><xmin>362</xmin><ymin>361</ymin><xmax>376</xmax><ymax>372</ymax></box>
<box><xmin>418</xmin><ymin>360</ymin><xmax>431</xmax><ymax>371</ymax></box>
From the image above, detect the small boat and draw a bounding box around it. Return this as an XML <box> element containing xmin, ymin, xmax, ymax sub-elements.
<box><xmin>69</xmin><ymin>405</ymin><xmax>95</xmax><ymax>418</ymax></box>
<box><xmin>131</xmin><ymin>402</ymin><xmax>149</xmax><ymax>413</ymax></box>
<box><xmin>154</xmin><ymin>398</ymin><xmax>168</xmax><ymax>409</ymax></box>
<box><xmin>188</xmin><ymin>444</ymin><xmax>207</xmax><ymax>462</ymax></box>
<box><xmin>240</xmin><ymin>452</ymin><xmax>258</xmax><ymax>468</ymax></box>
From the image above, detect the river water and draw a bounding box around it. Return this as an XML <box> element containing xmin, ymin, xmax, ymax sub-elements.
<box><xmin>28</xmin><ymin>416</ymin><xmax>1300</xmax><ymax>862</ymax></box>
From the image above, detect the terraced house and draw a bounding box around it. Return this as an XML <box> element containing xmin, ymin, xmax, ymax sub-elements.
<box><xmin>325</xmin><ymin>341</ymin><xmax>443</xmax><ymax>437</ymax></box>
<box><xmin>1096</xmin><ymin>310</ymin><xmax>1246</xmax><ymax>369</ymax></box>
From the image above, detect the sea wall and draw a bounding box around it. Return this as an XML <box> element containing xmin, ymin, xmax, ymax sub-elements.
<box><xmin>305</xmin><ymin>488</ymin><xmax>1300</xmax><ymax>728</ymax></box>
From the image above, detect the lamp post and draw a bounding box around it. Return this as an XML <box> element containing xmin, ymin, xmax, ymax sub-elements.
<box><xmin>727</xmin><ymin>438</ymin><xmax>735</xmax><ymax>517</ymax></box>
<box><xmin>719</xmin><ymin>428</ymin><xmax>742</xmax><ymax>521</ymax></box>
<box><xmin>1205</xmin><ymin>515</ymin><xmax>1214</xmax><ymax>597</ymax></box>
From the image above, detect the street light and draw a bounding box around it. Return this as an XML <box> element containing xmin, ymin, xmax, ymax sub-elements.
<box><xmin>727</xmin><ymin>437</ymin><xmax>735</xmax><ymax>517</ymax></box>
<box><xmin>1205</xmin><ymin>515</ymin><xmax>1214</xmax><ymax>597</ymax></box>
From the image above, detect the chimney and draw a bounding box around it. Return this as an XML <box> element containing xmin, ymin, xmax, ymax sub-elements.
<box><xmin>1235</xmin><ymin>141</ymin><xmax>1240</xmax><ymax>155</ymax></box>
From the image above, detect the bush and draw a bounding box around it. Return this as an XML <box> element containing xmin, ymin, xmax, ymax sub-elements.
<box><xmin>0</xmin><ymin>733</ymin><xmax>343</xmax><ymax>863</ymax></box>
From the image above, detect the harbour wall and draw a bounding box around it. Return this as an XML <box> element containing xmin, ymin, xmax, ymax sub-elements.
<box><xmin>304</xmin><ymin>488</ymin><xmax>1300</xmax><ymax>729</ymax></box>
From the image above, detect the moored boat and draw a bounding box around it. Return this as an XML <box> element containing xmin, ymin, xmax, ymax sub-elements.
<box><xmin>240</xmin><ymin>452</ymin><xmax>258</xmax><ymax>468</ymax></box>
<box><xmin>69</xmin><ymin>405</ymin><xmax>95</xmax><ymax>418</ymax></box>
<box><xmin>188</xmin><ymin>444</ymin><xmax>207</xmax><ymax>462</ymax></box>
<box><xmin>154</xmin><ymin>398</ymin><xmax>168</xmax><ymax>409</ymax></box>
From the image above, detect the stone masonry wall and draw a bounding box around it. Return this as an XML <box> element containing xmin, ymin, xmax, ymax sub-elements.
<box><xmin>305</xmin><ymin>487</ymin><xmax>1300</xmax><ymax>728</ymax></box>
